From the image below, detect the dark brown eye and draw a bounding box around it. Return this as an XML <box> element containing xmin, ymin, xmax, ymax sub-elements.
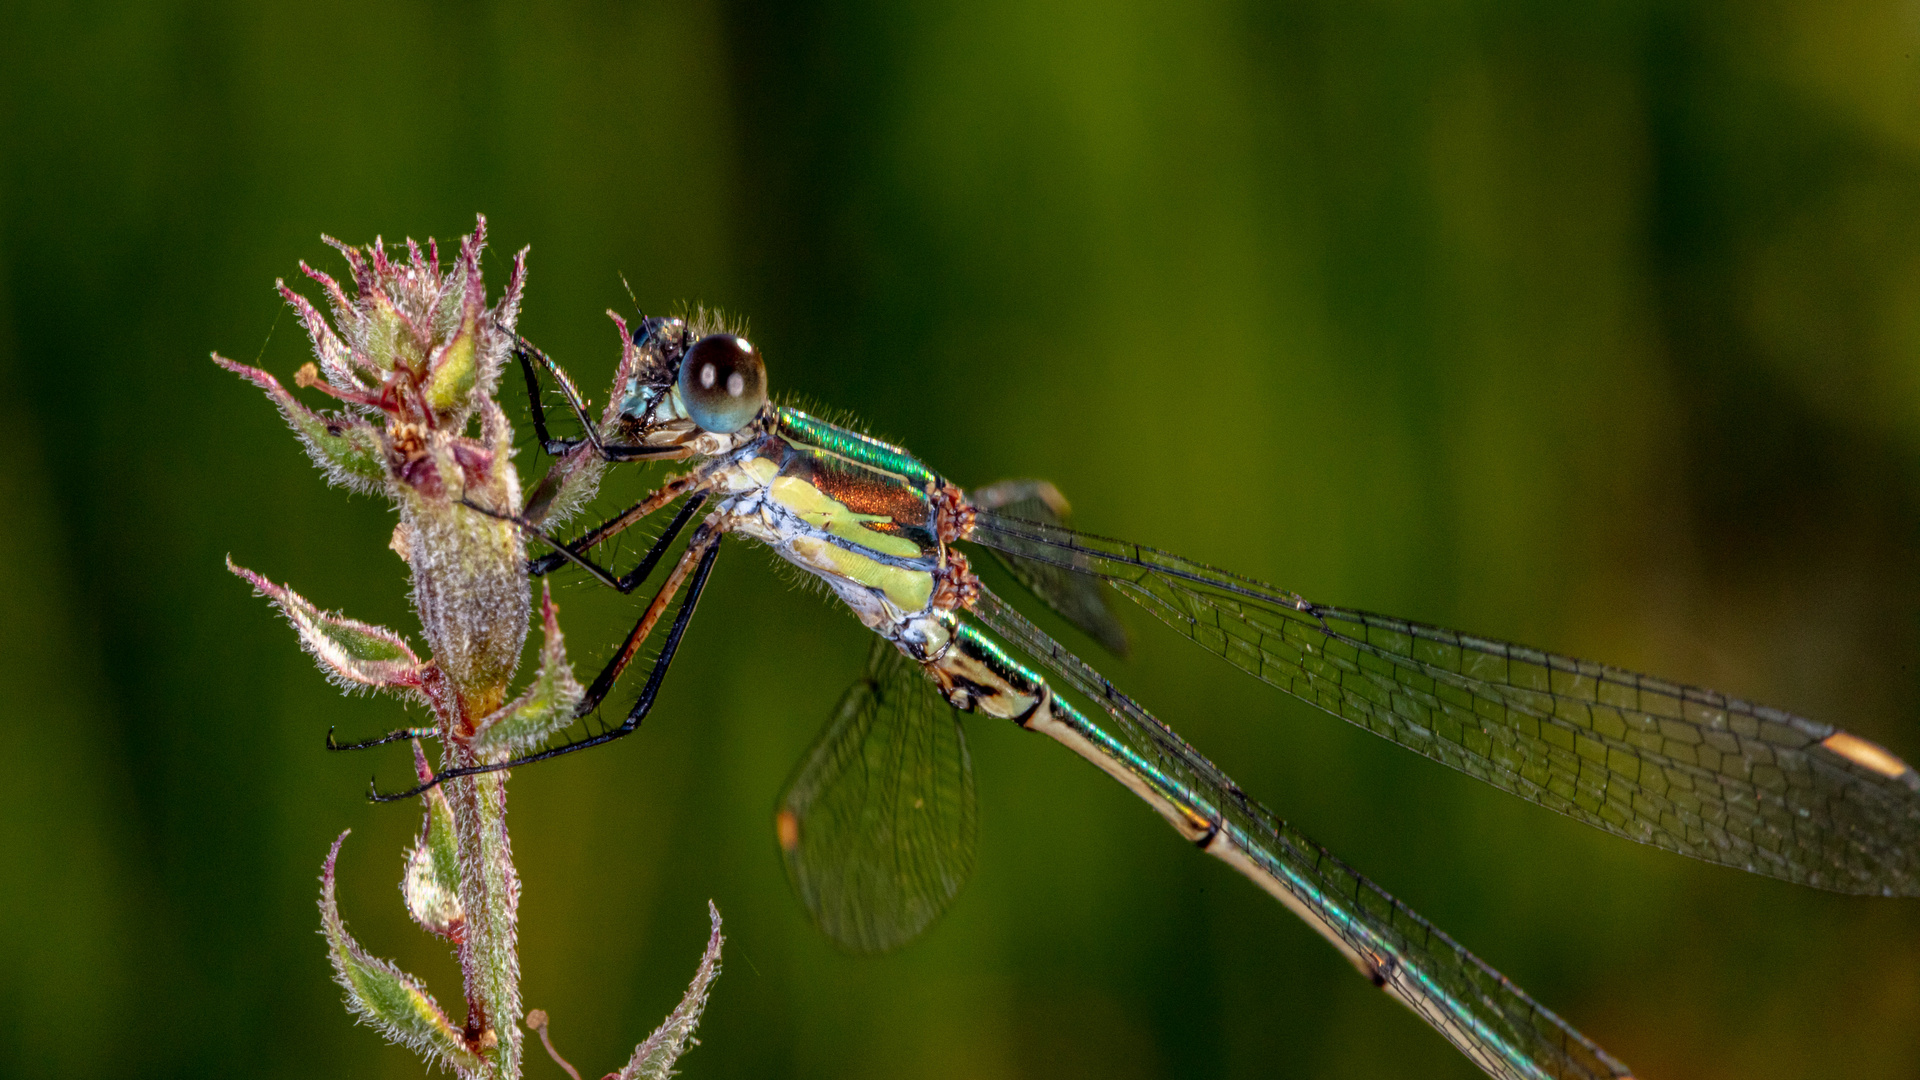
<box><xmin>677</xmin><ymin>334</ymin><xmax>767</xmax><ymax>433</ymax></box>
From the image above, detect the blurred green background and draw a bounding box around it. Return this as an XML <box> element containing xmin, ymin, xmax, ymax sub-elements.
<box><xmin>5</xmin><ymin>2</ymin><xmax>1920</xmax><ymax>1078</ymax></box>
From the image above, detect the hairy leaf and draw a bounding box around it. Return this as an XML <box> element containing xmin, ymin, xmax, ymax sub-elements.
<box><xmin>402</xmin><ymin>744</ymin><xmax>466</xmax><ymax>941</ymax></box>
<box><xmin>213</xmin><ymin>354</ymin><xmax>386</xmax><ymax>493</ymax></box>
<box><xmin>472</xmin><ymin>582</ymin><xmax>583</xmax><ymax>754</ymax></box>
<box><xmin>227</xmin><ymin>558</ymin><xmax>426</xmax><ymax>693</ymax></box>
<box><xmin>320</xmin><ymin>833</ymin><xmax>484</xmax><ymax>1075</ymax></box>
<box><xmin>611</xmin><ymin>902</ymin><xmax>723</xmax><ymax>1080</ymax></box>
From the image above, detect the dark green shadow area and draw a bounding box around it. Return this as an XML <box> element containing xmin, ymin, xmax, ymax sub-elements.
<box><xmin>4</xmin><ymin>2</ymin><xmax>1920</xmax><ymax>1077</ymax></box>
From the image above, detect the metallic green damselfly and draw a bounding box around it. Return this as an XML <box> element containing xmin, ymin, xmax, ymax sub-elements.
<box><xmin>397</xmin><ymin>312</ymin><xmax>1920</xmax><ymax>1080</ymax></box>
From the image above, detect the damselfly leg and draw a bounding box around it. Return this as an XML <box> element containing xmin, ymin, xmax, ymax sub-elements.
<box><xmin>512</xmin><ymin>333</ymin><xmax>683</xmax><ymax>464</ymax></box>
<box><xmin>325</xmin><ymin>724</ymin><xmax>438</xmax><ymax>752</ymax></box>
<box><xmin>527</xmin><ymin>481</ymin><xmax>710</xmax><ymax>582</ymax></box>
<box><xmin>513</xmin><ymin>327</ymin><xmax>695</xmax><ymax>524</ymax></box>
<box><xmin>330</xmin><ymin>486</ymin><xmax>709</xmax><ymax>760</ymax></box>
<box><xmin>371</xmin><ymin>529</ymin><xmax>725</xmax><ymax>801</ymax></box>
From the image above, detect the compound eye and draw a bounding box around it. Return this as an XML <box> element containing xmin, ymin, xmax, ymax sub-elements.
<box><xmin>678</xmin><ymin>334</ymin><xmax>767</xmax><ymax>433</ymax></box>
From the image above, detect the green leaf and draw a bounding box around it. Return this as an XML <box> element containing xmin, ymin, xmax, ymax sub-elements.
<box><xmin>402</xmin><ymin>743</ymin><xmax>466</xmax><ymax>941</ymax></box>
<box><xmin>212</xmin><ymin>354</ymin><xmax>386</xmax><ymax>493</ymax></box>
<box><xmin>424</xmin><ymin>316</ymin><xmax>478</xmax><ymax>414</ymax></box>
<box><xmin>320</xmin><ymin>832</ymin><xmax>485</xmax><ymax>1075</ymax></box>
<box><xmin>424</xmin><ymin>233</ymin><xmax>488</xmax><ymax>416</ymax></box>
<box><xmin>227</xmin><ymin>558</ymin><xmax>426</xmax><ymax>693</ymax></box>
<box><xmin>362</xmin><ymin>285</ymin><xmax>423</xmax><ymax>375</ymax></box>
<box><xmin>610</xmin><ymin>902</ymin><xmax>723</xmax><ymax>1080</ymax></box>
<box><xmin>472</xmin><ymin>582</ymin><xmax>584</xmax><ymax>754</ymax></box>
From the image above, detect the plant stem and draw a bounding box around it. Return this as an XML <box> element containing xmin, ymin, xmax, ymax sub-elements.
<box><xmin>450</xmin><ymin>766</ymin><xmax>520</xmax><ymax>1078</ymax></box>
<box><xmin>422</xmin><ymin>664</ymin><xmax>524</xmax><ymax>1079</ymax></box>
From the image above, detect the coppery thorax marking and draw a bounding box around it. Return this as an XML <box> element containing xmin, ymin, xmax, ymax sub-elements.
<box><xmin>708</xmin><ymin>421</ymin><xmax>980</xmax><ymax>663</ymax></box>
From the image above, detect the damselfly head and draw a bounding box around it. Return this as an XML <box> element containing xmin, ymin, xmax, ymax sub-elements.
<box><xmin>612</xmin><ymin>311</ymin><xmax>769</xmax><ymax>442</ymax></box>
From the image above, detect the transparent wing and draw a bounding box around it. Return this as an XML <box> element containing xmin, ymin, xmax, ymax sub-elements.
<box><xmin>969</xmin><ymin>592</ymin><xmax>1631</xmax><ymax>1080</ymax></box>
<box><xmin>969</xmin><ymin>480</ymin><xmax>1130</xmax><ymax>656</ymax></box>
<box><xmin>777</xmin><ymin>637</ymin><xmax>978</xmax><ymax>952</ymax></box>
<box><xmin>970</xmin><ymin>512</ymin><xmax>1920</xmax><ymax>896</ymax></box>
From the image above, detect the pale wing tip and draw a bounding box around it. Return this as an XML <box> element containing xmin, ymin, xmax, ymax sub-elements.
<box><xmin>1821</xmin><ymin>731</ymin><xmax>1919</xmax><ymax>789</ymax></box>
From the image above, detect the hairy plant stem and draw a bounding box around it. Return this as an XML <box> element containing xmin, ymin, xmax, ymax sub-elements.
<box><xmin>419</xmin><ymin>564</ymin><xmax>526</xmax><ymax>1078</ymax></box>
<box><xmin>450</xmin><ymin>765</ymin><xmax>520</xmax><ymax>1078</ymax></box>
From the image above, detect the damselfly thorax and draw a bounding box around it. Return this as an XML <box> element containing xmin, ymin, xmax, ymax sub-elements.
<box><xmin>704</xmin><ymin>410</ymin><xmax>980</xmax><ymax>666</ymax></box>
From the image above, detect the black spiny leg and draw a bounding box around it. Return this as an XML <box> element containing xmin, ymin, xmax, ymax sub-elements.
<box><xmin>369</xmin><ymin>527</ymin><xmax>726</xmax><ymax>802</ymax></box>
<box><xmin>568</xmin><ymin>524</ymin><xmax>723</xmax><ymax>717</ymax></box>
<box><xmin>325</xmin><ymin>725</ymin><xmax>437</xmax><ymax>753</ymax></box>
<box><xmin>529</xmin><ymin>492</ymin><xmax>708</xmax><ymax>583</ymax></box>
<box><xmin>525</xmin><ymin>470</ymin><xmax>710</xmax><ymax>582</ymax></box>
<box><xmin>330</xmin><ymin>483</ymin><xmax>705</xmax><ymax>758</ymax></box>
<box><xmin>513</xmin><ymin>333</ymin><xmax>682</xmax><ymax>464</ymax></box>
<box><xmin>516</xmin><ymin>334</ymin><xmax>587</xmax><ymax>455</ymax></box>
<box><xmin>462</xmin><ymin>487</ymin><xmax>709</xmax><ymax>595</ymax></box>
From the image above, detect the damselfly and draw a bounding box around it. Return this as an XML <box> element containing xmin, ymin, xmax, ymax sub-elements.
<box><xmin>390</xmin><ymin>311</ymin><xmax>1919</xmax><ymax>1080</ymax></box>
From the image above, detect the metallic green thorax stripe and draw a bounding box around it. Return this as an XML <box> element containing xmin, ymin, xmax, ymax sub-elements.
<box><xmin>776</xmin><ymin>407</ymin><xmax>940</xmax><ymax>487</ymax></box>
